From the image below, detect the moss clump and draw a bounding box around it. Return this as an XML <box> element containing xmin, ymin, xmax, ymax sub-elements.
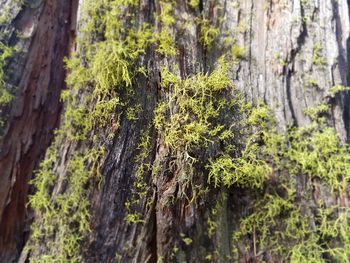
<box><xmin>312</xmin><ymin>43</ymin><xmax>326</xmax><ymax>67</ymax></box>
<box><xmin>206</xmin><ymin>104</ymin><xmax>278</xmax><ymax>189</ymax></box>
<box><xmin>305</xmin><ymin>77</ymin><xmax>319</xmax><ymax>89</ymax></box>
<box><xmin>29</xmin><ymin>147</ymin><xmax>103</xmax><ymax>262</ymax></box>
<box><xmin>198</xmin><ymin>18</ymin><xmax>220</xmax><ymax>48</ymax></box>
<box><xmin>230</xmin><ymin>104</ymin><xmax>350</xmax><ymax>261</ymax></box>
<box><xmin>287</xmin><ymin>125</ymin><xmax>350</xmax><ymax>192</ymax></box>
<box><xmin>329</xmin><ymin>85</ymin><xmax>350</xmax><ymax>98</ymax></box>
<box><xmin>233</xmin><ymin>186</ymin><xmax>350</xmax><ymax>262</ymax></box>
<box><xmin>27</xmin><ymin>0</ymin><xmax>154</xmax><ymax>261</ymax></box>
<box><xmin>188</xmin><ymin>0</ymin><xmax>199</xmax><ymax>9</ymax></box>
<box><xmin>207</xmin><ymin>152</ymin><xmax>270</xmax><ymax>189</ymax></box>
<box><xmin>0</xmin><ymin>42</ymin><xmax>14</xmax><ymax>128</ymax></box>
<box><xmin>155</xmin><ymin>58</ymin><xmax>236</xmax><ymax>151</ymax></box>
<box><xmin>152</xmin><ymin>55</ymin><xmax>247</xmax><ymax>219</ymax></box>
<box><xmin>156</xmin><ymin>0</ymin><xmax>177</xmax><ymax>56</ymax></box>
<box><xmin>231</xmin><ymin>44</ymin><xmax>246</xmax><ymax>61</ymax></box>
<box><xmin>125</xmin><ymin>127</ymin><xmax>153</xmax><ymax>224</ymax></box>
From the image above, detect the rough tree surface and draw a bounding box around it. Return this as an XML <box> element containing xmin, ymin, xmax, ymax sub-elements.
<box><xmin>0</xmin><ymin>0</ymin><xmax>349</xmax><ymax>263</ymax></box>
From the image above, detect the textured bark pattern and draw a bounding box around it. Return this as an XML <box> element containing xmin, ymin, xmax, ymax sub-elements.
<box><xmin>85</xmin><ymin>1</ymin><xmax>350</xmax><ymax>262</ymax></box>
<box><xmin>230</xmin><ymin>0</ymin><xmax>350</xmax><ymax>136</ymax></box>
<box><xmin>1</xmin><ymin>0</ymin><xmax>350</xmax><ymax>262</ymax></box>
<box><xmin>0</xmin><ymin>0</ymin><xmax>76</xmax><ymax>261</ymax></box>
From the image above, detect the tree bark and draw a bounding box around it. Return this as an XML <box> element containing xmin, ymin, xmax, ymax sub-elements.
<box><xmin>0</xmin><ymin>0</ymin><xmax>76</xmax><ymax>261</ymax></box>
<box><xmin>0</xmin><ymin>0</ymin><xmax>350</xmax><ymax>262</ymax></box>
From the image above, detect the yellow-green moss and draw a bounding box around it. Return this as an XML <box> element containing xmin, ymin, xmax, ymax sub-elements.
<box><xmin>207</xmin><ymin>104</ymin><xmax>277</xmax><ymax>189</ymax></box>
<box><xmin>188</xmin><ymin>0</ymin><xmax>199</xmax><ymax>9</ymax></box>
<box><xmin>230</xmin><ymin>104</ymin><xmax>350</xmax><ymax>261</ymax></box>
<box><xmin>198</xmin><ymin>18</ymin><xmax>220</xmax><ymax>48</ymax></box>
<box><xmin>26</xmin><ymin>0</ymin><xmax>350</xmax><ymax>261</ymax></box>
<box><xmin>0</xmin><ymin>42</ymin><xmax>14</xmax><ymax>128</ymax></box>
<box><xmin>329</xmin><ymin>85</ymin><xmax>350</xmax><ymax>98</ymax></box>
<box><xmin>125</xmin><ymin>127</ymin><xmax>152</xmax><ymax>224</ymax></box>
<box><xmin>312</xmin><ymin>43</ymin><xmax>326</xmax><ymax>67</ymax></box>
<box><xmin>29</xmin><ymin>141</ymin><xmax>104</xmax><ymax>262</ymax></box>
<box><xmin>154</xmin><ymin>58</ymin><xmax>236</xmax><ymax>152</ymax></box>
<box><xmin>156</xmin><ymin>0</ymin><xmax>177</xmax><ymax>56</ymax></box>
<box><xmin>231</xmin><ymin>44</ymin><xmax>246</xmax><ymax>61</ymax></box>
<box><xmin>0</xmin><ymin>43</ymin><xmax>13</xmax><ymax>78</ymax></box>
<box><xmin>28</xmin><ymin>0</ymin><xmax>153</xmax><ymax>261</ymax></box>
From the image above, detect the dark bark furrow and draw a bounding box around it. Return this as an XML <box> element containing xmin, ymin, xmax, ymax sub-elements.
<box><xmin>0</xmin><ymin>0</ymin><xmax>77</xmax><ymax>261</ymax></box>
<box><xmin>1</xmin><ymin>0</ymin><xmax>350</xmax><ymax>262</ymax></box>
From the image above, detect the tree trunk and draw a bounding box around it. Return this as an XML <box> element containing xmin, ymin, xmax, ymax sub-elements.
<box><xmin>0</xmin><ymin>0</ymin><xmax>350</xmax><ymax>262</ymax></box>
<box><xmin>0</xmin><ymin>0</ymin><xmax>76</xmax><ymax>262</ymax></box>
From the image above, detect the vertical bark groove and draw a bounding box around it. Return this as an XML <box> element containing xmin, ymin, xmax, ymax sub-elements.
<box><xmin>1</xmin><ymin>0</ymin><xmax>350</xmax><ymax>262</ymax></box>
<box><xmin>0</xmin><ymin>0</ymin><xmax>77</xmax><ymax>261</ymax></box>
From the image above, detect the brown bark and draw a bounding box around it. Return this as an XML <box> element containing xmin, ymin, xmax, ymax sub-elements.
<box><xmin>1</xmin><ymin>0</ymin><xmax>350</xmax><ymax>262</ymax></box>
<box><xmin>80</xmin><ymin>1</ymin><xmax>350</xmax><ymax>262</ymax></box>
<box><xmin>0</xmin><ymin>0</ymin><xmax>77</xmax><ymax>261</ymax></box>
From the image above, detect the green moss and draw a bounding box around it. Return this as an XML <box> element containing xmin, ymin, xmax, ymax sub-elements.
<box><xmin>329</xmin><ymin>85</ymin><xmax>350</xmax><ymax>98</ymax></box>
<box><xmin>158</xmin><ymin>0</ymin><xmax>176</xmax><ymax>27</ymax></box>
<box><xmin>206</xmin><ymin>192</ymin><xmax>226</xmax><ymax>242</ymax></box>
<box><xmin>0</xmin><ymin>42</ymin><xmax>15</xmax><ymax>131</ymax></box>
<box><xmin>207</xmin><ymin>153</ymin><xmax>270</xmax><ymax>189</ymax></box>
<box><xmin>231</xmin><ymin>44</ymin><xmax>246</xmax><ymax>61</ymax></box>
<box><xmin>236</xmin><ymin>20</ymin><xmax>247</xmax><ymax>33</ymax></box>
<box><xmin>0</xmin><ymin>3</ymin><xmax>13</xmax><ymax>26</ymax></box>
<box><xmin>27</xmin><ymin>0</ymin><xmax>155</xmax><ymax>260</ymax></box>
<box><xmin>26</xmin><ymin>0</ymin><xmax>350</xmax><ymax>261</ymax></box>
<box><xmin>157</xmin><ymin>30</ymin><xmax>177</xmax><ymax>56</ymax></box>
<box><xmin>230</xmin><ymin>103</ymin><xmax>350</xmax><ymax>261</ymax></box>
<box><xmin>125</xmin><ymin>127</ymin><xmax>152</xmax><ymax>224</ymax></box>
<box><xmin>199</xmin><ymin>18</ymin><xmax>220</xmax><ymax>48</ymax></box>
<box><xmin>126</xmin><ymin>104</ymin><xmax>141</xmax><ymax>121</ymax></box>
<box><xmin>303</xmin><ymin>104</ymin><xmax>329</xmax><ymax>121</ymax></box>
<box><xmin>29</xmin><ymin>144</ymin><xmax>104</xmax><ymax>262</ymax></box>
<box><xmin>182</xmin><ymin>237</ymin><xmax>193</xmax><ymax>246</ymax></box>
<box><xmin>206</xmin><ymin>104</ymin><xmax>277</xmax><ymax>189</ymax></box>
<box><xmin>180</xmin><ymin>233</ymin><xmax>193</xmax><ymax>246</ymax></box>
<box><xmin>0</xmin><ymin>43</ymin><xmax>14</xmax><ymax>102</ymax></box>
<box><xmin>305</xmin><ymin>77</ymin><xmax>319</xmax><ymax>89</ymax></box>
<box><xmin>155</xmin><ymin>58</ymin><xmax>236</xmax><ymax>152</ymax></box>
<box><xmin>312</xmin><ymin>43</ymin><xmax>327</xmax><ymax>67</ymax></box>
<box><xmin>188</xmin><ymin>0</ymin><xmax>199</xmax><ymax>9</ymax></box>
<box><xmin>156</xmin><ymin>0</ymin><xmax>177</xmax><ymax>56</ymax></box>
<box><xmin>233</xmin><ymin>188</ymin><xmax>350</xmax><ymax>261</ymax></box>
<box><xmin>125</xmin><ymin>213</ymin><xmax>146</xmax><ymax>224</ymax></box>
<box><xmin>288</xmin><ymin>125</ymin><xmax>350</xmax><ymax>192</ymax></box>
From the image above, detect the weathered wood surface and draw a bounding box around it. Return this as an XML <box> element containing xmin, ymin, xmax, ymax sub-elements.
<box><xmin>1</xmin><ymin>0</ymin><xmax>350</xmax><ymax>262</ymax></box>
<box><xmin>0</xmin><ymin>0</ymin><xmax>76</xmax><ymax>261</ymax></box>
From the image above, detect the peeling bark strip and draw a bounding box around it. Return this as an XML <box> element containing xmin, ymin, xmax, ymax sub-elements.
<box><xmin>0</xmin><ymin>0</ymin><xmax>77</xmax><ymax>261</ymax></box>
<box><xmin>0</xmin><ymin>0</ymin><xmax>350</xmax><ymax>262</ymax></box>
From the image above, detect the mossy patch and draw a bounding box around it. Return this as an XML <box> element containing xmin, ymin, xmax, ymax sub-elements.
<box><xmin>0</xmin><ymin>42</ymin><xmax>14</xmax><ymax>130</ymax></box>
<box><xmin>230</xmin><ymin>105</ymin><xmax>350</xmax><ymax>261</ymax></box>
<box><xmin>26</xmin><ymin>0</ymin><xmax>350</xmax><ymax>261</ymax></box>
<box><xmin>155</xmin><ymin>58</ymin><xmax>238</xmax><ymax>152</ymax></box>
<box><xmin>27</xmin><ymin>0</ymin><xmax>153</xmax><ymax>261</ymax></box>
